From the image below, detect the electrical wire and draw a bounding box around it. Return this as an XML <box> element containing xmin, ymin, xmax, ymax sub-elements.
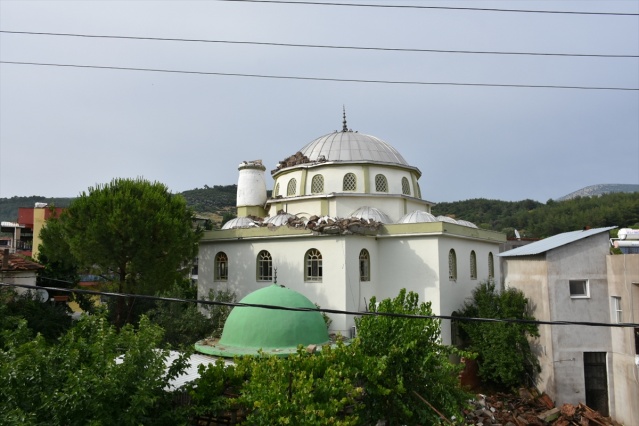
<box><xmin>2</xmin><ymin>31</ymin><xmax>636</xmax><ymax>59</ymax></box>
<box><xmin>1</xmin><ymin>61</ymin><xmax>637</xmax><ymax>91</ymax></box>
<box><xmin>3</xmin><ymin>281</ymin><xmax>638</xmax><ymax>329</ymax></box>
<box><xmin>215</xmin><ymin>0</ymin><xmax>639</xmax><ymax>16</ymax></box>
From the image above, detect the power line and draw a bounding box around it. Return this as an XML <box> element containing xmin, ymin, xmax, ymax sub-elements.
<box><xmin>3</xmin><ymin>281</ymin><xmax>639</xmax><ymax>329</ymax></box>
<box><xmin>2</xmin><ymin>30</ymin><xmax>636</xmax><ymax>59</ymax></box>
<box><xmin>216</xmin><ymin>0</ymin><xmax>639</xmax><ymax>16</ymax></box>
<box><xmin>2</xmin><ymin>61</ymin><xmax>637</xmax><ymax>91</ymax></box>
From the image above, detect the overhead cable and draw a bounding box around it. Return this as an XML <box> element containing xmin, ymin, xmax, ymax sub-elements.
<box><xmin>3</xmin><ymin>282</ymin><xmax>639</xmax><ymax>329</ymax></box>
<box><xmin>2</xmin><ymin>31</ymin><xmax>636</xmax><ymax>59</ymax></box>
<box><xmin>216</xmin><ymin>0</ymin><xmax>639</xmax><ymax>16</ymax></box>
<box><xmin>1</xmin><ymin>61</ymin><xmax>637</xmax><ymax>91</ymax></box>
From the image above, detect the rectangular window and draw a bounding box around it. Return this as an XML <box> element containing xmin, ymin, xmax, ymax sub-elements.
<box><xmin>569</xmin><ymin>280</ymin><xmax>589</xmax><ymax>298</ymax></box>
<box><xmin>611</xmin><ymin>297</ymin><xmax>622</xmax><ymax>323</ymax></box>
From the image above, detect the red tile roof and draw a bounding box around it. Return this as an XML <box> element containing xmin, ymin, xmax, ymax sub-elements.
<box><xmin>0</xmin><ymin>250</ymin><xmax>44</xmax><ymax>271</ymax></box>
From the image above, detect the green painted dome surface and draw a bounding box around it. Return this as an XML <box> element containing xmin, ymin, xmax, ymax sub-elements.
<box><xmin>196</xmin><ymin>284</ymin><xmax>329</xmax><ymax>357</ymax></box>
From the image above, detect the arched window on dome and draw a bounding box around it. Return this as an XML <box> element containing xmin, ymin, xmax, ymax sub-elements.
<box><xmin>415</xmin><ymin>181</ymin><xmax>422</xmax><ymax>199</ymax></box>
<box><xmin>375</xmin><ymin>174</ymin><xmax>388</xmax><ymax>192</ymax></box>
<box><xmin>256</xmin><ymin>250</ymin><xmax>273</xmax><ymax>282</ymax></box>
<box><xmin>343</xmin><ymin>173</ymin><xmax>357</xmax><ymax>191</ymax></box>
<box><xmin>273</xmin><ymin>183</ymin><xmax>280</xmax><ymax>197</ymax></box>
<box><xmin>401</xmin><ymin>177</ymin><xmax>411</xmax><ymax>195</ymax></box>
<box><xmin>287</xmin><ymin>178</ymin><xmax>297</xmax><ymax>196</ymax></box>
<box><xmin>311</xmin><ymin>175</ymin><xmax>324</xmax><ymax>194</ymax></box>
<box><xmin>448</xmin><ymin>249</ymin><xmax>457</xmax><ymax>282</ymax></box>
<box><xmin>305</xmin><ymin>248</ymin><xmax>322</xmax><ymax>282</ymax></box>
<box><xmin>215</xmin><ymin>251</ymin><xmax>228</xmax><ymax>281</ymax></box>
<box><xmin>470</xmin><ymin>250</ymin><xmax>477</xmax><ymax>280</ymax></box>
<box><xmin>359</xmin><ymin>249</ymin><xmax>370</xmax><ymax>282</ymax></box>
<box><xmin>488</xmin><ymin>252</ymin><xmax>495</xmax><ymax>279</ymax></box>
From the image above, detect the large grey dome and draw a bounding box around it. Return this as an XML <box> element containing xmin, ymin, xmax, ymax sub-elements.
<box><xmin>299</xmin><ymin>131</ymin><xmax>408</xmax><ymax>166</ymax></box>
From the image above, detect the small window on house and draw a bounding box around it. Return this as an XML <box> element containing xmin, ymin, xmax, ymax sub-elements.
<box><xmin>470</xmin><ymin>250</ymin><xmax>477</xmax><ymax>280</ymax></box>
<box><xmin>305</xmin><ymin>248</ymin><xmax>323</xmax><ymax>282</ymax></box>
<box><xmin>569</xmin><ymin>280</ymin><xmax>589</xmax><ymax>298</ymax></box>
<box><xmin>214</xmin><ymin>252</ymin><xmax>228</xmax><ymax>281</ymax></box>
<box><xmin>611</xmin><ymin>296</ymin><xmax>622</xmax><ymax>323</ymax></box>
<box><xmin>273</xmin><ymin>183</ymin><xmax>280</xmax><ymax>197</ymax></box>
<box><xmin>343</xmin><ymin>173</ymin><xmax>357</xmax><ymax>191</ymax></box>
<box><xmin>401</xmin><ymin>177</ymin><xmax>411</xmax><ymax>195</ymax></box>
<box><xmin>256</xmin><ymin>250</ymin><xmax>273</xmax><ymax>282</ymax></box>
<box><xmin>449</xmin><ymin>249</ymin><xmax>457</xmax><ymax>281</ymax></box>
<box><xmin>488</xmin><ymin>252</ymin><xmax>494</xmax><ymax>279</ymax></box>
<box><xmin>311</xmin><ymin>175</ymin><xmax>324</xmax><ymax>194</ymax></box>
<box><xmin>359</xmin><ymin>249</ymin><xmax>370</xmax><ymax>282</ymax></box>
<box><xmin>287</xmin><ymin>178</ymin><xmax>297</xmax><ymax>196</ymax></box>
<box><xmin>375</xmin><ymin>174</ymin><xmax>388</xmax><ymax>192</ymax></box>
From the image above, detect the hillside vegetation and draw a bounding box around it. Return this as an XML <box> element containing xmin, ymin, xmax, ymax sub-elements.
<box><xmin>2</xmin><ymin>186</ymin><xmax>637</xmax><ymax>239</ymax></box>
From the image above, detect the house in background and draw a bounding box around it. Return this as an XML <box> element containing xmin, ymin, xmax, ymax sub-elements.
<box><xmin>198</xmin><ymin>116</ymin><xmax>505</xmax><ymax>342</ymax></box>
<box><xmin>500</xmin><ymin>227</ymin><xmax>639</xmax><ymax>425</ymax></box>
<box><xmin>0</xmin><ymin>203</ymin><xmax>64</xmax><ymax>258</ymax></box>
<box><xmin>0</xmin><ymin>248</ymin><xmax>44</xmax><ymax>294</ymax></box>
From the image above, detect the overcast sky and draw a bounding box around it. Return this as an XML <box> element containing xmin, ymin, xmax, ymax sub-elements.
<box><xmin>1</xmin><ymin>0</ymin><xmax>637</xmax><ymax>203</ymax></box>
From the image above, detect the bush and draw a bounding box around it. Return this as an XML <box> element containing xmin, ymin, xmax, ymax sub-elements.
<box><xmin>355</xmin><ymin>289</ymin><xmax>470</xmax><ymax>425</ymax></box>
<box><xmin>457</xmin><ymin>280</ymin><xmax>540</xmax><ymax>389</ymax></box>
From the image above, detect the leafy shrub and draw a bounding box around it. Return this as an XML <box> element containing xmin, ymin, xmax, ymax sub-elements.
<box><xmin>355</xmin><ymin>289</ymin><xmax>470</xmax><ymax>425</ymax></box>
<box><xmin>457</xmin><ymin>280</ymin><xmax>540</xmax><ymax>389</ymax></box>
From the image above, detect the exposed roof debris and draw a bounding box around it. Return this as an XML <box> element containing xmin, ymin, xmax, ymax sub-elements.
<box><xmin>464</xmin><ymin>389</ymin><xmax>621</xmax><ymax>425</ymax></box>
<box><xmin>272</xmin><ymin>151</ymin><xmax>312</xmax><ymax>174</ymax></box>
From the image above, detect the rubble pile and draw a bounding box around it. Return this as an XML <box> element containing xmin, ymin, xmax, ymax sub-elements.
<box><xmin>295</xmin><ymin>215</ymin><xmax>382</xmax><ymax>235</ymax></box>
<box><xmin>464</xmin><ymin>390</ymin><xmax>621</xmax><ymax>426</ymax></box>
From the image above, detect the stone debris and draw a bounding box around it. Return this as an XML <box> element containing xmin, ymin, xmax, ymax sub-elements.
<box><xmin>463</xmin><ymin>390</ymin><xmax>621</xmax><ymax>426</ymax></box>
<box><xmin>255</xmin><ymin>211</ymin><xmax>383</xmax><ymax>235</ymax></box>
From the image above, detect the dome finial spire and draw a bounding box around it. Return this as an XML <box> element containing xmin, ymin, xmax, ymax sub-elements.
<box><xmin>342</xmin><ymin>105</ymin><xmax>348</xmax><ymax>132</ymax></box>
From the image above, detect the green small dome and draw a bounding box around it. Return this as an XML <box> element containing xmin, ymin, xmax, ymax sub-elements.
<box><xmin>195</xmin><ymin>284</ymin><xmax>330</xmax><ymax>357</ymax></box>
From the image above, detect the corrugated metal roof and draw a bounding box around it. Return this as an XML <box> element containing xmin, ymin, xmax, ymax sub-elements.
<box><xmin>499</xmin><ymin>226</ymin><xmax>616</xmax><ymax>257</ymax></box>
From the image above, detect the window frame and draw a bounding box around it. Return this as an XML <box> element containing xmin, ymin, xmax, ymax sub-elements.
<box><xmin>305</xmin><ymin>248</ymin><xmax>323</xmax><ymax>282</ymax></box>
<box><xmin>343</xmin><ymin>173</ymin><xmax>357</xmax><ymax>191</ymax></box>
<box><xmin>611</xmin><ymin>296</ymin><xmax>622</xmax><ymax>323</ymax></box>
<box><xmin>488</xmin><ymin>252</ymin><xmax>494</xmax><ymax>279</ymax></box>
<box><xmin>287</xmin><ymin>178</ymin><xmax>297</xmax><ymax>196</ymax></box>
<box><xmin>214</xmin><ymin>251</ymin><xmax>228</xmax><ymax>281</ymax></box>
<box><xmin>401</xmin><ymin>177</ymin><xmax>411</xmax><ymax>195</ymax></box>
<box><xmin>470</xmin><ymin>250</ymin><xmax>477</xmax><ymax>280</ymax></box>
<box><xmin>375</xmin><ymin>174</ymin><xmax>388</xmax><ymax>192</ymax></box>
<box><xmin>448</xmin><ymin>249</ymin><xmax>457</xmax><ymax>281</ymax></box>
<box><xmin>569</xmin><ymin>279</ymin><xmax>590</xmax><ymax>298</ymax></box>
<box><xmin>256</xmin><ymin>250</ymin><xmax>273</xmax><ymax>282</ymax></box>
<box><xmin>310</xmin><ymin>174</ymin><xmax>324</xmax><ymax>194</ymax></box>
<box><xmin>359</xmin><ymin>249</ymin><xmax>370</xmax><ymax>282</ymax></box>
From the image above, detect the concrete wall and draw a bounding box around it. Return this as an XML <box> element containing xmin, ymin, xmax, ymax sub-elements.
<box><xmin>606</xmin><ymin>254</ymin><xmax>639</xmax><ymax>426</ymax></box>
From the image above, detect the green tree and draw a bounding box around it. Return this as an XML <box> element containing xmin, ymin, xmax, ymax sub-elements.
<box><xmin>39</xmin><ymin>178</ymin><xmax>202</xmax><ymax>327</ymax></box>
<box><xmin>457</xmin><ymin>280</ymin><xmax>540</xmax><ymax>389</ymax></box>
<box><xmin>0</xmin><ymin>315</ymin><xmax>190</xmax><ymax>425</ymax></box>
<box><xmin>355</xmin><ymin>289</ymin><xmax>469</xmax><ymax>425</ymax></box>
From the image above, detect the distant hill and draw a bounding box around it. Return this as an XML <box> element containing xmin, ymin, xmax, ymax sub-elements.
<box><xmin>556</xmin><ymin>184</ymin><xmax>639</xmax><ymax>201</ymax></box>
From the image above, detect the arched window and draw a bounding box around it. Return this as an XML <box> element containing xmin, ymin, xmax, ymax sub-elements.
<box><xmin>287</xmin><ymin>178</ymin><xmax>297</xmax><ymax>196</ymax></box>
<box><xmin>311</xmin><ymin>175</ymin><xmax>324</xmax><ymax>194</ymax></box>
<box><xmin>305</xmin><ymin>248</ymin><xmax>323</xmax><ymax>282</ymax></box>
<box><xmin>470</xmin><ymin>250</ymin><xmax>477</xmax><ymax>280</ymax></box>
<box><xmin>488</xmin><ymin>252</ymin><xmax>494</xmax><ymax>279</ymax></box>
<box><xmin>401</xmin><ymin>177</ymin><xmax>411</xmax><ymax>195</ymax></box>
<box><xmin>215</xmin><ymin>252</ymin><xmax>228</xmax><ymax>281</ymax></box>
<box><xmin>415</xmin><ymin>182</ymin><xmax>422</xmax><ymax>199</ymax></box>
<box><xmin>273</xmin><ymin>183</ymin><xmax>280</xmax><ymax>197</ymax></box>
<box><xmin>448</xmin><ymin>249</ymin><xmax>457</xmax><ymax>281</ymax></box>
<box><xmin>343</xmin><ymin>173</ymin><xmax>357</xmax><ymax>191</ymax></box>
<box><xmin>375</xmin><ymin>174</ymin><xmax>388</xmax><ymax>192</ymax></box>
<box><xmin>256</xmin><ymin>250</ymin><xmax>273</xmax><ymax>282</ymax></box>
<box><xmin>359</xmin><ymin>249</ymin><xmax>370</xmax><ymax>282</ymax></box>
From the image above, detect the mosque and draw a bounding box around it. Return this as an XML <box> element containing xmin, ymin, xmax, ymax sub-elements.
<box><xmin>197</xmin><ymin>113</ymin><xmax>505</xmax><ymax>344</ymax></box>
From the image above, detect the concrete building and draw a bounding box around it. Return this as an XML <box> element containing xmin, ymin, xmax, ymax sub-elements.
<box><xmin>198</xmin><ymin>116</ymin><xmax>505</xmax><ymax>342</ymax></box>
<box><xmin>500</xmin><ymin>227</ymin><xmax>639</xmax><ymax>425</ymax></box>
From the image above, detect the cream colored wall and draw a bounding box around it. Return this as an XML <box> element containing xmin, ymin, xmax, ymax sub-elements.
<box><xmin>31</xmin><ymin>207</ymin><xmax>46</xmax><ymax>260</ymax></box>
<box><xmin>503</xmin><ymin>256</ymin><xmax>555</xmax><ymax>400</ymax></box>
<box><xmin>606</xmin><ymin>254</ymin><xmax>639</xmax><ymax>426</ymax></box>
